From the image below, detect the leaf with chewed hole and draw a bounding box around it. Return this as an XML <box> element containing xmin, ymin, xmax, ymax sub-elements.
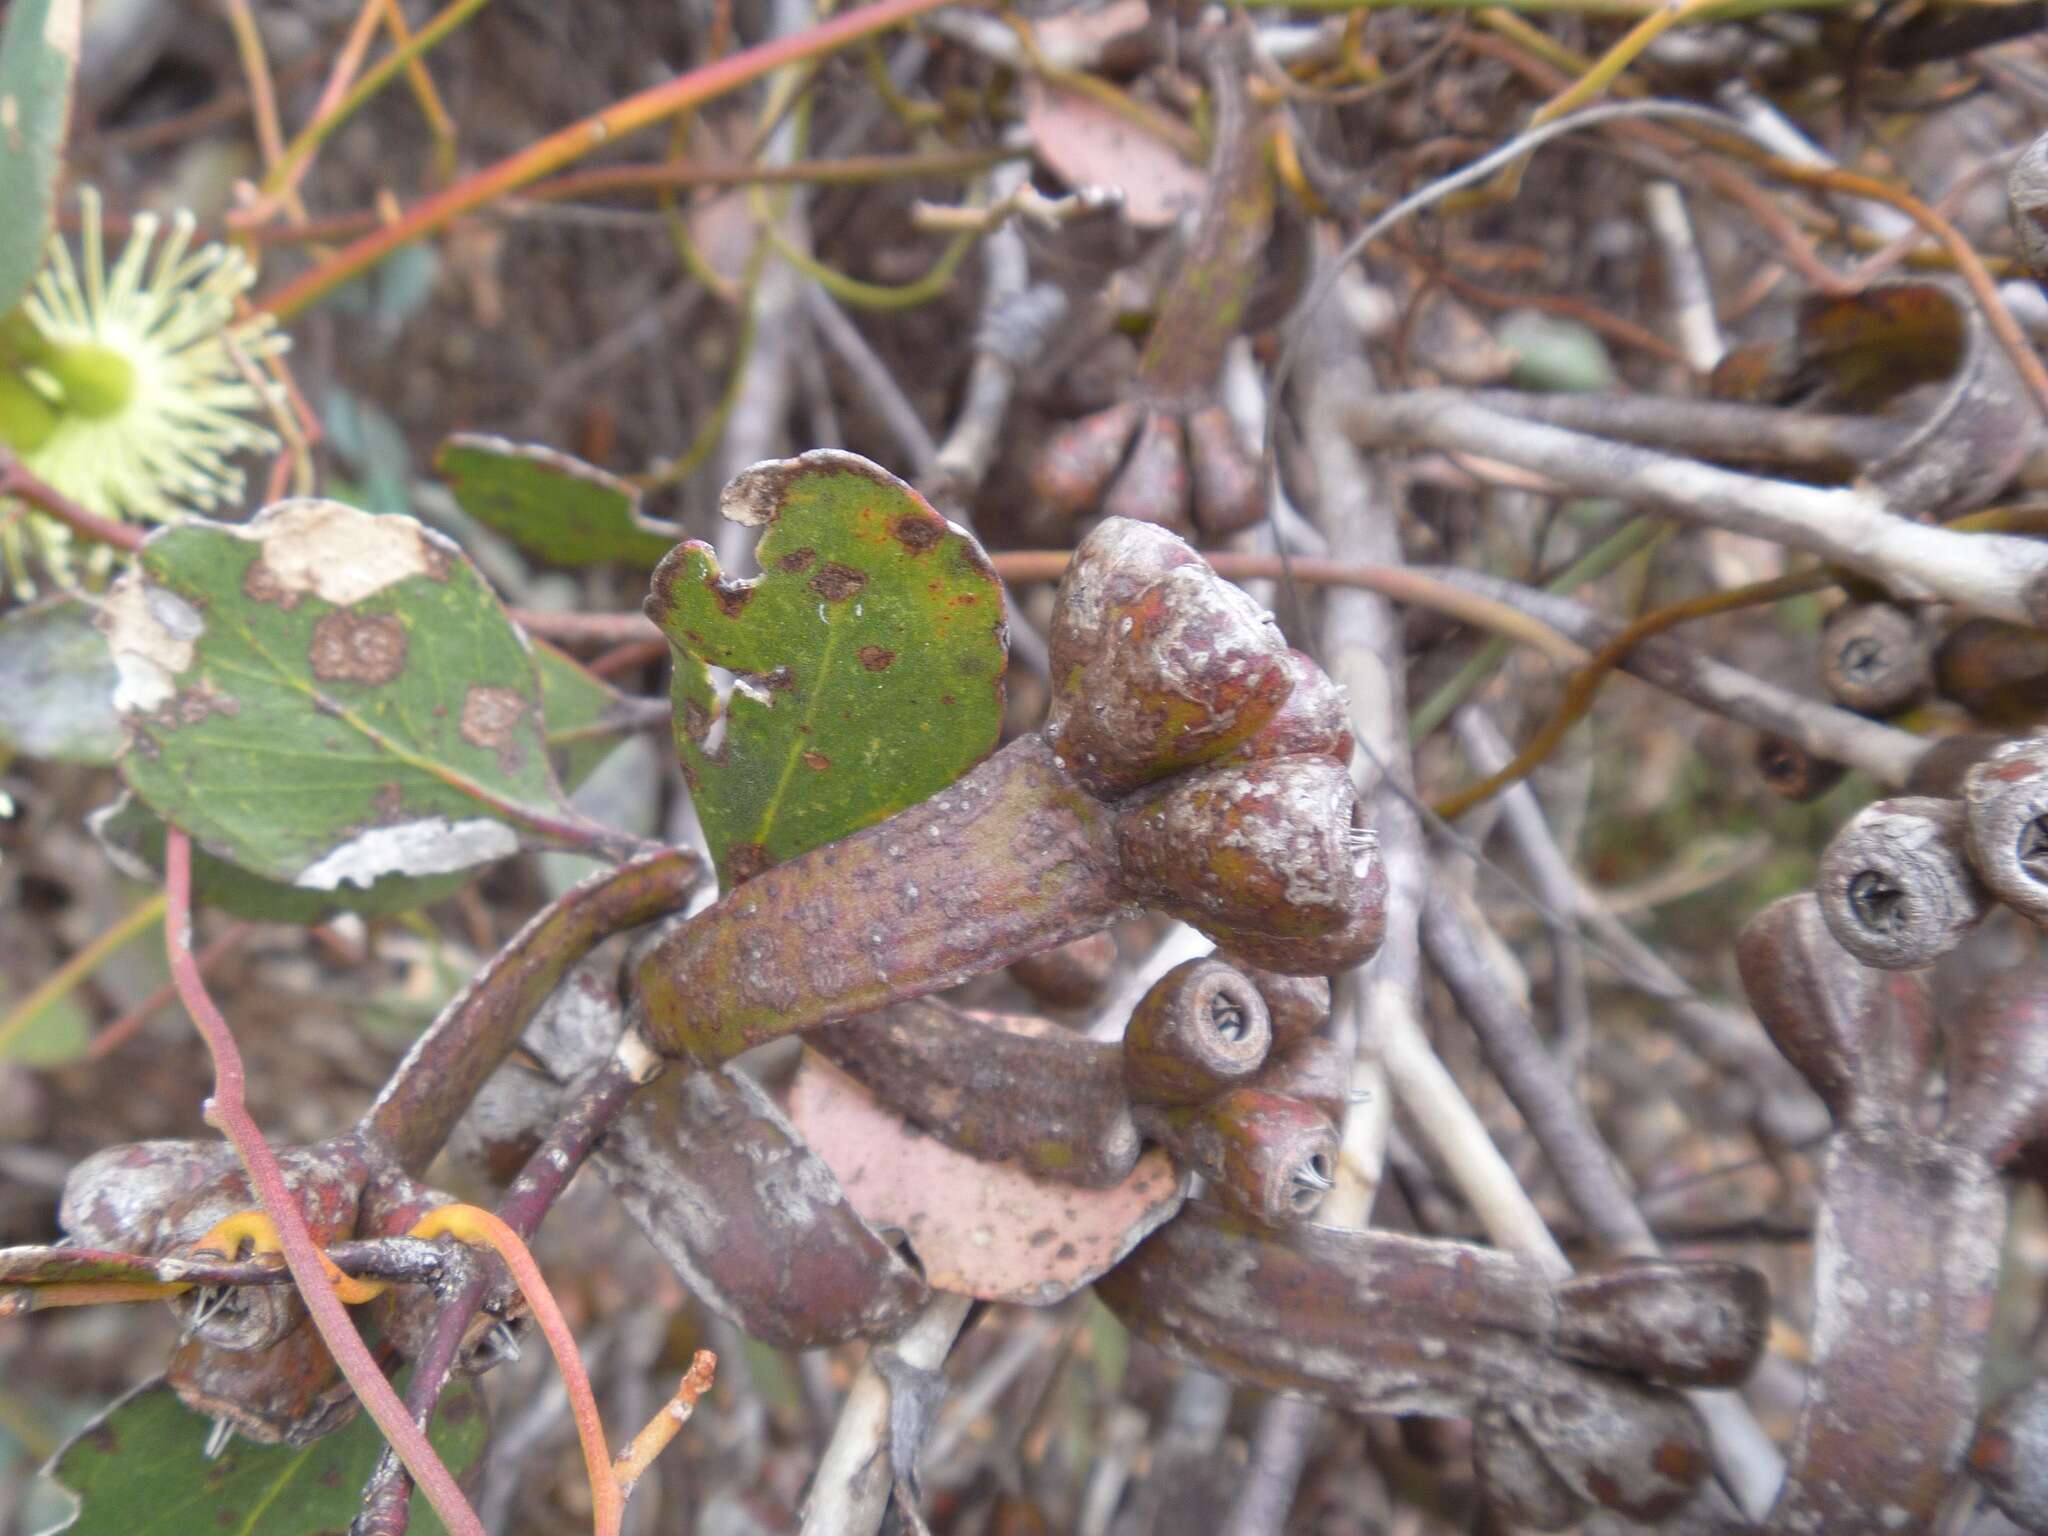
<box><xmin>99</xmin><ymin>499</ymin><xmax>581</xmax><ymax>893</ymax></box>
<box><xmin>37</xmin><ymin>1375</ymin><xmax>486</xmax><ymax>1536</ymax></box>
<box><xmin>436</xmin><ymin>434</ymin><xmax>680</xmax><ymax>568</ymax></box>
<box><xmin>648</xmin><ymin>450</ymin><xmax>1006</xmax><ymax>888</ymax></box>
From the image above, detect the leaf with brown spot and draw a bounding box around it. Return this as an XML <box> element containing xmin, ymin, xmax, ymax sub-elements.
<box><xmin>103</xmin><ymin>500</ymin><xmax>574</xmax><ymax>892</ymax></box>
<box><xmin>648</xmin><ymin>450</ymin><xmax>1007</xmax><ymax>888</ymax></box>
<box><xmin>788</xmin><ymin>1050</ymin><xmax>1185</xmax><ymax>1303</ymax></box>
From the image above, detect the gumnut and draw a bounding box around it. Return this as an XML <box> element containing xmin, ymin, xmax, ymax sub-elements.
<box><xmin>1120</xmin><ymin>956</ymin><xmax>1272</xmax><ymax>1106</ymax></box>
<box><xmin>1815</xmin><ymin>795</ymin><xmax>1988</xmax><ymax>969</ymax></box>
<box><xmin>1820</xmin><ymin>601</ymin><xmax>1931</xmax><ymax>716</ymax></box>
<box><xmin>1963</xmin><ymin>736</ymin><xmax>2048</xmax><ymax>925</ymax></box>
<box><xmin>633</xmin><ymin>517</ymin><xmax>1384</xmax><ymax>1065</ymax></box>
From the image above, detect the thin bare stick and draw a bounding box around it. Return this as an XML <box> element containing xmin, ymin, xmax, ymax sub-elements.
<box><xmin>1645</xmin><ymin>181</ymin><xmax>1724</xmax><ymax>370</ymax></box>
<box><xmin>614</xmin><ymin>1350</ymin><xmax>719</xmax><ymax>1499</ymax></box>
<box><xmin>1454</xmin><ymin>707</ymin><xmax>1825</xmax><ymax>1144</ymax></box>
<box><xmin>163</xmin><ymin>830</ymin><xmax>485</xmax><ymax>1536</ymax></box>
<box><xmin>799</xmin><ymin>1292</ymin><xmax>974</xmax><ymax>1536</ymax></box>
<box><xmin>1349</xmin><ymin>392</ymin><xmax>2048</xmax><ymax>624</ymax></box>
<box><xmin>1419</xmin><ymin>567</ymin><xmax>1927</xmax><ymax>786</ymax></box>
<box><xmin>1421</xmin><ymin>883</ymin><xmax>1784</xmax><ymax>1516</ymax></box>
<box><xmin>801</xmin><ymin>283</ymin><xmax>939</xmax><ymax>474</ymax></box>
<box><xmin>1455</xmin><ymin>707</ymin><xmax>1594</xmax><ymax>1079</ymax></box>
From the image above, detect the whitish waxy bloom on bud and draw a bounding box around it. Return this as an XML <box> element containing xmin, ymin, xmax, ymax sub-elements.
<box><xmin>0</xmin><ymin>189</ymin><xmax>286</xmax><ymax>590</ymax></box>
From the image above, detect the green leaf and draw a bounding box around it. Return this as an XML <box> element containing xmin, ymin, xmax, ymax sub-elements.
<box><xmin>436</xmin><ymin>434</ymin><xmax>680</xmax><ymax>568</ymax></box>
<box><xmin>0</xmin><ymin>595</ymin><xmax>121</xmax><ymax>764</ymax></box>
<box><xmin>89</xmin><ymin>794</ymin><xmax>469</xmax><ymax>923</ymax></box>
<box><xmin>649</xmin><ymin>450</ymin><xmax>1006</xmax><ymax>887</ymax></box>
<box><xmin>0</xmin><ymin>0</ymin><xmax>79</xmax><ymax>317</ymax></box>
<box><xmin>38</xmin><ymin>1375</ymin><xmax>487</xmax><ymax>1536</ymax></box>
<box><xmin>100</xmin><ymin>499</ymin><xmax>578</xmax><ymax>893</ymax></box>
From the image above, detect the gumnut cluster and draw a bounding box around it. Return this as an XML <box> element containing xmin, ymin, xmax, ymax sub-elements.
<box><xmin>632</xmin><ymin>515</ymin><xmax>1386</xmax><ymax>1063</ymax></box>
<box><xmin>816</xmin><ymin>956</ymin><xmax>1349</xmax><ymax>1225</ymax></box>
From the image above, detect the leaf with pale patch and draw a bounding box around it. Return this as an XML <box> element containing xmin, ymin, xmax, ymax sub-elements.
<box><xmin>101</xmin><ymin>499</ymin><xmax>582</xmax><ymax>893</ymax></box>
<box><xmin>38</xmin><ymin>1376</ymin><xmax>486</xmax><ymax>1536</ymax></box>
<box><xmin>436</xmin><ymin>434</ymin><xmax>680</xmax><ymax>568</ymax></box>
<box><xmin>88</xmin><ymin>794</ymin><xmax>468</xmax><ymax>923</ymax></box>
<box><xmin>648</xmin><ymin>450</ymin><xmax>1006</xmax><ymax>888</ymax></box>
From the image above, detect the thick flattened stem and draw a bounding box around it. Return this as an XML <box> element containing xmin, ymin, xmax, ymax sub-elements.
<box><xmin>368</xmin><ymin>847</ymin><xmax>701</xmax><ymax>1173</ymax></box>
<box><xmin>1008</xmin><ymin>931</ymin><xmax>1118</xmax><ymax>1009</ymax></box>
<box><xmin>1551</xmin><ymin>1262</ymin><xmax>1767</xmax><ymax>1388</ymax></box>
<box><xmin>2012</xmin><ymin>128</ymin><xmax>2048</xmax><ymax>287</ymax></box>
<box><xmin>595</xmin><ymin>1065</ymin><xmax>930</xmax><ymax>1348</ymax></box>
<box><xmin>1475</xmin><ymin>1404</ymin><xmax>1582</xmax><ymax>1532</ymax></box>
<box><xmin>1735</xmin><ymin>893</ymin><xmax>1937</xmax><ymax>1132</ymax></box>
<box><xmin>1095</xmin><ymin>1205</ymin><xmax>1744</xmax><ymax>1526</ymax></box>
<box><xmin>1766</xmin><ymin>1133</ymin><xmax>2007</xmax><ymax>1535</ymax></box>
<box><xmin>1095</xmin><ymin>1205</ymin><xmax>1559</xmax><ymax>1418</ymax></box>
<box><xmin>809</xmin><ymin>1001</ymin><xmax>1140</xmax><ymax>1187</ymax></box>
<box><xmin>1816</xmin><ymin>796</ymin><xmax>1989</xmax><ymax>969</ymax></box>
<box><xmin>1942</xmin><ymin>962</ymin><xmax>2048</xmax><ymax>1166</ymax></box>
<box><xmin>635</xmin><ymin>737</ymin><xmax>1128</xmax><ymax>1063</ymax></box>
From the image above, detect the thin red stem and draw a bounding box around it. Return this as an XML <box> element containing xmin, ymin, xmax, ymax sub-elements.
<box><xmin>163</xmin><ymin>830</ymin><xmax>485</xmax><ymax>1536</ymax></box>
<box><xmin>0</xmin><ymin>453</ymin><xmax>144</xmax><ymax>554</ymax></box>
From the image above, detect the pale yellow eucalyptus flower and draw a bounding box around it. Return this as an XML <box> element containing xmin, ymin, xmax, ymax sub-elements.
<box><xmin>0</xmin><ymin>189</ymin><xmax>286</xmax><ymax>591</ymax></box>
